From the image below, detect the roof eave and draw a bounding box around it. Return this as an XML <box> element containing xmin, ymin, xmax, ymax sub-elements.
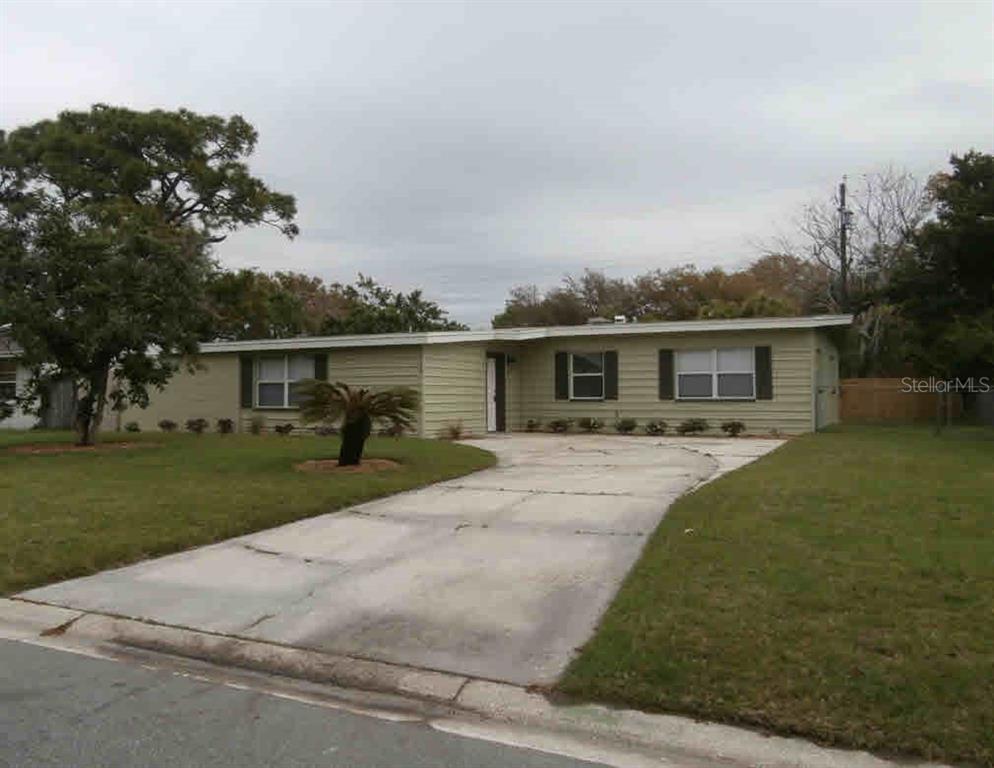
<box><xmin>196</xmin><ymin>314</ymin><xmax>853</xmax><ymax>354</ymax></box>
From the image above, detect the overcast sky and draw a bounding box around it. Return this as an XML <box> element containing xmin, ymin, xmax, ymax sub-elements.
<box><xmin>2</xmin><ymin>1</ymin><xmax>992</xmax><ymax>326</ymax></box>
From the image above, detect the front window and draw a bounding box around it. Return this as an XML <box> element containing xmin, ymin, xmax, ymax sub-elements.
<box><xmin>0</xmin><ymin>360</ymin><xmax>16</xmax><ymax>402</ymax></box>
<box><xmin>570</xmin><ymin>352</ymin><xmax>604</xmax><ymax>400</ymax></box>
<box><xmin>256</xmin><ymin>355</ymin><xmax>315</xmax><ymax>408</ymax></box>
<box><xmin>676</xmin><ymin>348</ymin><xmax>754</xmax><ymax>399</ymax></box>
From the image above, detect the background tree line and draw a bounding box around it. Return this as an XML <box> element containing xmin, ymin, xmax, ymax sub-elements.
<box><xmin>493</xmin><ymin>153</ymin><xmax>993</xmax><ymax>381</ymax></box>
<box><xmin>204</xmin><ymin>271</ymin><xmax>465</xmax><ymax>340</ymax></box>
<box><xmin>492</xmin><ymin>255</ymin><xmax>827</xmax><ymax>327</ymax></box>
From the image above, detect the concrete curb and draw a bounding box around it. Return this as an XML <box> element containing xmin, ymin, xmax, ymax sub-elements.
<box><xmin>2</xmin><ymin>599</ymin><xmax>468</xmax><ymax>703</ymax></box>
<box><xmin>1</xmin><ymin>598</ymin><xmax>949</xmax><ymax>768</ymax></box>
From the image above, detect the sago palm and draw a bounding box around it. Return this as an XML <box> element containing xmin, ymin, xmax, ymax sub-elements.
<box><xmin>297</xmin><ymin>381</ymin><xmax>418</xmax><ymax>466</ymax></box>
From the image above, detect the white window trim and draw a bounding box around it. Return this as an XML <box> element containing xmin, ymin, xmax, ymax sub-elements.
<box><xmin>256</xmin><ymin>355</ymin><xmax>313</xmax><ymax>409</ymax></box>
<box><xmin>569</xmin><ymin>352</ymin><xmax>605</xmax><ymax>401</ymax></box>
<box><xmin>675</xmin><ymin>348</ymin><xmax>755</xmax><ymax>401</ymax></box>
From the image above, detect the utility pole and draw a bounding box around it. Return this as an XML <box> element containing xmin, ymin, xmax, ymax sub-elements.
<box><xmin>837</xmin><ymin>177</ymin><xmax>850</xmax><ymax>312</ymax></box>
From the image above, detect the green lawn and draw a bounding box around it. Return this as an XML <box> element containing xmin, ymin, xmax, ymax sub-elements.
<box><xmin>560</xmin><ymin>425</ymin><xmax>994</xmax><ymax>766</ymax></box>
<box><xmin>1</xmin><ymin>430</ymin><xmax>494</xmax><ymax>595</ymax></box>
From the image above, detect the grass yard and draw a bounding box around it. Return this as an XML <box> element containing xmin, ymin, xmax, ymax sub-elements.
<box><xmin>1</xmin><ymin>430</ymin><xmax>494</xmax><ymax>595</ymax></box>
<box><xmin>560</xmin><ymin>425</ymin><xmax>994</xmax><ymax>766</ymax></box>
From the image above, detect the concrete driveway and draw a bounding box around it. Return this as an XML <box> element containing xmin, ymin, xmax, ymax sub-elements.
<box><xmin>21</xmin><ymin>435</ymin><xmax>781</xmax><ymax>686</ymax></box>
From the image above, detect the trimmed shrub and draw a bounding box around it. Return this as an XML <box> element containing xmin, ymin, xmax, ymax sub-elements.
<box><xmin>644</xmin><ymin>419</ymin><xmax>667</xmax><ymax>436</ymax></box>
<box><xmin>273</xmin><ymin>423</ymin><xmax>295</xmax><ymax>436</ymax></box>
<box><xmin>721</xmin><ymin>420</ymin><xmax>746</xmax><ymax>437</ymax></box>
<box><xmin>157</xmin><ymin>419</ymin><xmax>178</xmax><ymax>433</ymax></box>
<box><xmin>525</xmin><ymin>419</ymin><xmax>540</xmax><ymax>432</ymax></box>
<box><xmin>577</xmin><ymin>417</ymin><xmax>604</xmax><ymax>433</ymax></box>
<box><xmin>614</xmin><ymin>417</ymin><xmax>638</xmax><ymax>434</ymax></box>
<box><xmin>676</xmin><ymin>418</ymin><xmax>710</xmax><ymax>435</ymax></box>
<box><xmin>249</xmin><ymin>415</ymin><xmax>265</xmax><ymax>435</ymax></box>
<box><xmin>216</xmin><ymin>418</ymin><xmax>235</xmax><ymax>434</ymax></box>
<box><xmin>185</xmin><ymin>418</ymin><xmax>208</xmax><ymax>435</ymax></box>
<box><xmin>123</xmin><ymin>421</ymin><xmax>141</xmax><ymax>433</ymax></box>
<box><xmin>443</xmin><ymin>421</ymin><xmax>465</xmax><ymax>440</ymax></box>
<box><xmin>547</xmin><ymin>418</ymin><xmax>571</xmax><ymax>433</ymax></box>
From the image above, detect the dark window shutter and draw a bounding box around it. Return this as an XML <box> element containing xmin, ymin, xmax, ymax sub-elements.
<box><xmin>314</xmin><ymin>353</ymin><xmax>328</xmax><ymax>381</ymax></box>
<box><xmin>604</xmin><ymin>350</ymin><xmax>618</xmax><ymax>400</ymax></box>
<box><xmin>755</xmin><ymin>346</ymin><xmax>773</xmax><ymax>400</ymax></box>
<box><xmin>554</xmin><ymin>352</ymin><xmax>569</xmax><ymax>400</ymax></box>
<box><xmin>658</xmin><ymin>349</ymin><xmax>674</xmax><ymax>400</ymax></box>
<box><xmin>239</xmin><ymin>355</ymin><xmax>254</xmax><ymax>408</ymax></box>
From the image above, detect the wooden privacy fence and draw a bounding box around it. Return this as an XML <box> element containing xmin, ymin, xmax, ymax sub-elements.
<box><xmin>840</xmin><ymin>378</ymin><xmax>962</xmax><ymax>423</ymax></box>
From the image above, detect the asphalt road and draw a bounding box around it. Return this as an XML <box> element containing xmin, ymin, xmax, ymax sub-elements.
<box><xmin>0</xmin><ymin>639</ymin><xmax>606</xmax><ymax>768</ymax></box>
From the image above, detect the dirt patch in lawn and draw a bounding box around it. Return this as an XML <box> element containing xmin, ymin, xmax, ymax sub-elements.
<box><xmin>294</xmin><ymin>458</ymin><xmax>400</xmax><ymax>474</ymax></box>
<box><xmin>5</xmin><ymin>442</ymin><xmax>160</xmax><ymax>456</ymax></box>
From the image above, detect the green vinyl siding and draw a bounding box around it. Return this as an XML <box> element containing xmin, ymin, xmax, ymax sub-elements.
<box><xmin>420</xmin><ymin>342</ymin><xmax>487</xmax><ymax>437</ymax></box>
<box><xmin>515</xmin><ymin>329</ymin><xmax>817</xmax><ymax>435</ymax></box>
<box><xmin>115</xmin><ymin>326</ymin><xmax>827</xmax><ymax>439</ymax></box>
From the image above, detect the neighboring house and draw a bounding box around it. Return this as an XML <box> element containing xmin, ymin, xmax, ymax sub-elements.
<box><xmin>0</xmin><ymin>326</ymin><xmax>76</xmax><ymax>430</ymax></box>
<box><xmin>118</xmin><ymin>314</ymin><xmax>850</xmax><ymax>436</ymax></box>
<box><xmin>0</xmin><ymin>328</ymin><xmax>36</xmax><ymax>430</ymax></box>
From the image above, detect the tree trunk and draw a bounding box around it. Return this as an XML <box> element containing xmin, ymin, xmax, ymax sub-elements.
<box><xmin>338</xmin><ymin>414</ymin><xmax>371</xmax><ymax>466</ymax></box>
<box><xmin>74</xmin><ymin>368</ymin><xmax>110</xmax><ymax>446</ymax></box>
<box><xmin>934</xmin><ymin>389</ymin><xmax>944</xmax><ymax>436</ymax></box>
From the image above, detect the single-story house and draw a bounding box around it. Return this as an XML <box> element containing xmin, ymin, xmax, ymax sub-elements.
<box><xmin>118</xmin><ymin>314</ymin><xmax>851</xmax><ymax>436</ymax></box>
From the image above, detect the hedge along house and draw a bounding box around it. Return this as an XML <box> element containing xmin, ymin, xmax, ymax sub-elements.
<box><xmin>116</xmin><ymin>314</ymin><xmax>851</xmax><ymax>437</ymax></box>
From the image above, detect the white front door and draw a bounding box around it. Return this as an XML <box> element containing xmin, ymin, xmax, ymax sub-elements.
<box><xmin>486</xmin><ymin>357</ymin><xmax>497</xmax><ymax>432</ymax></box>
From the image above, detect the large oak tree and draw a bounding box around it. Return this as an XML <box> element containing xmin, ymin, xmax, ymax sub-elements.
<box><xmin>0</xmin><ymin>105</ymin><xmax>297</xmax><ymax>444</ymax></box>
